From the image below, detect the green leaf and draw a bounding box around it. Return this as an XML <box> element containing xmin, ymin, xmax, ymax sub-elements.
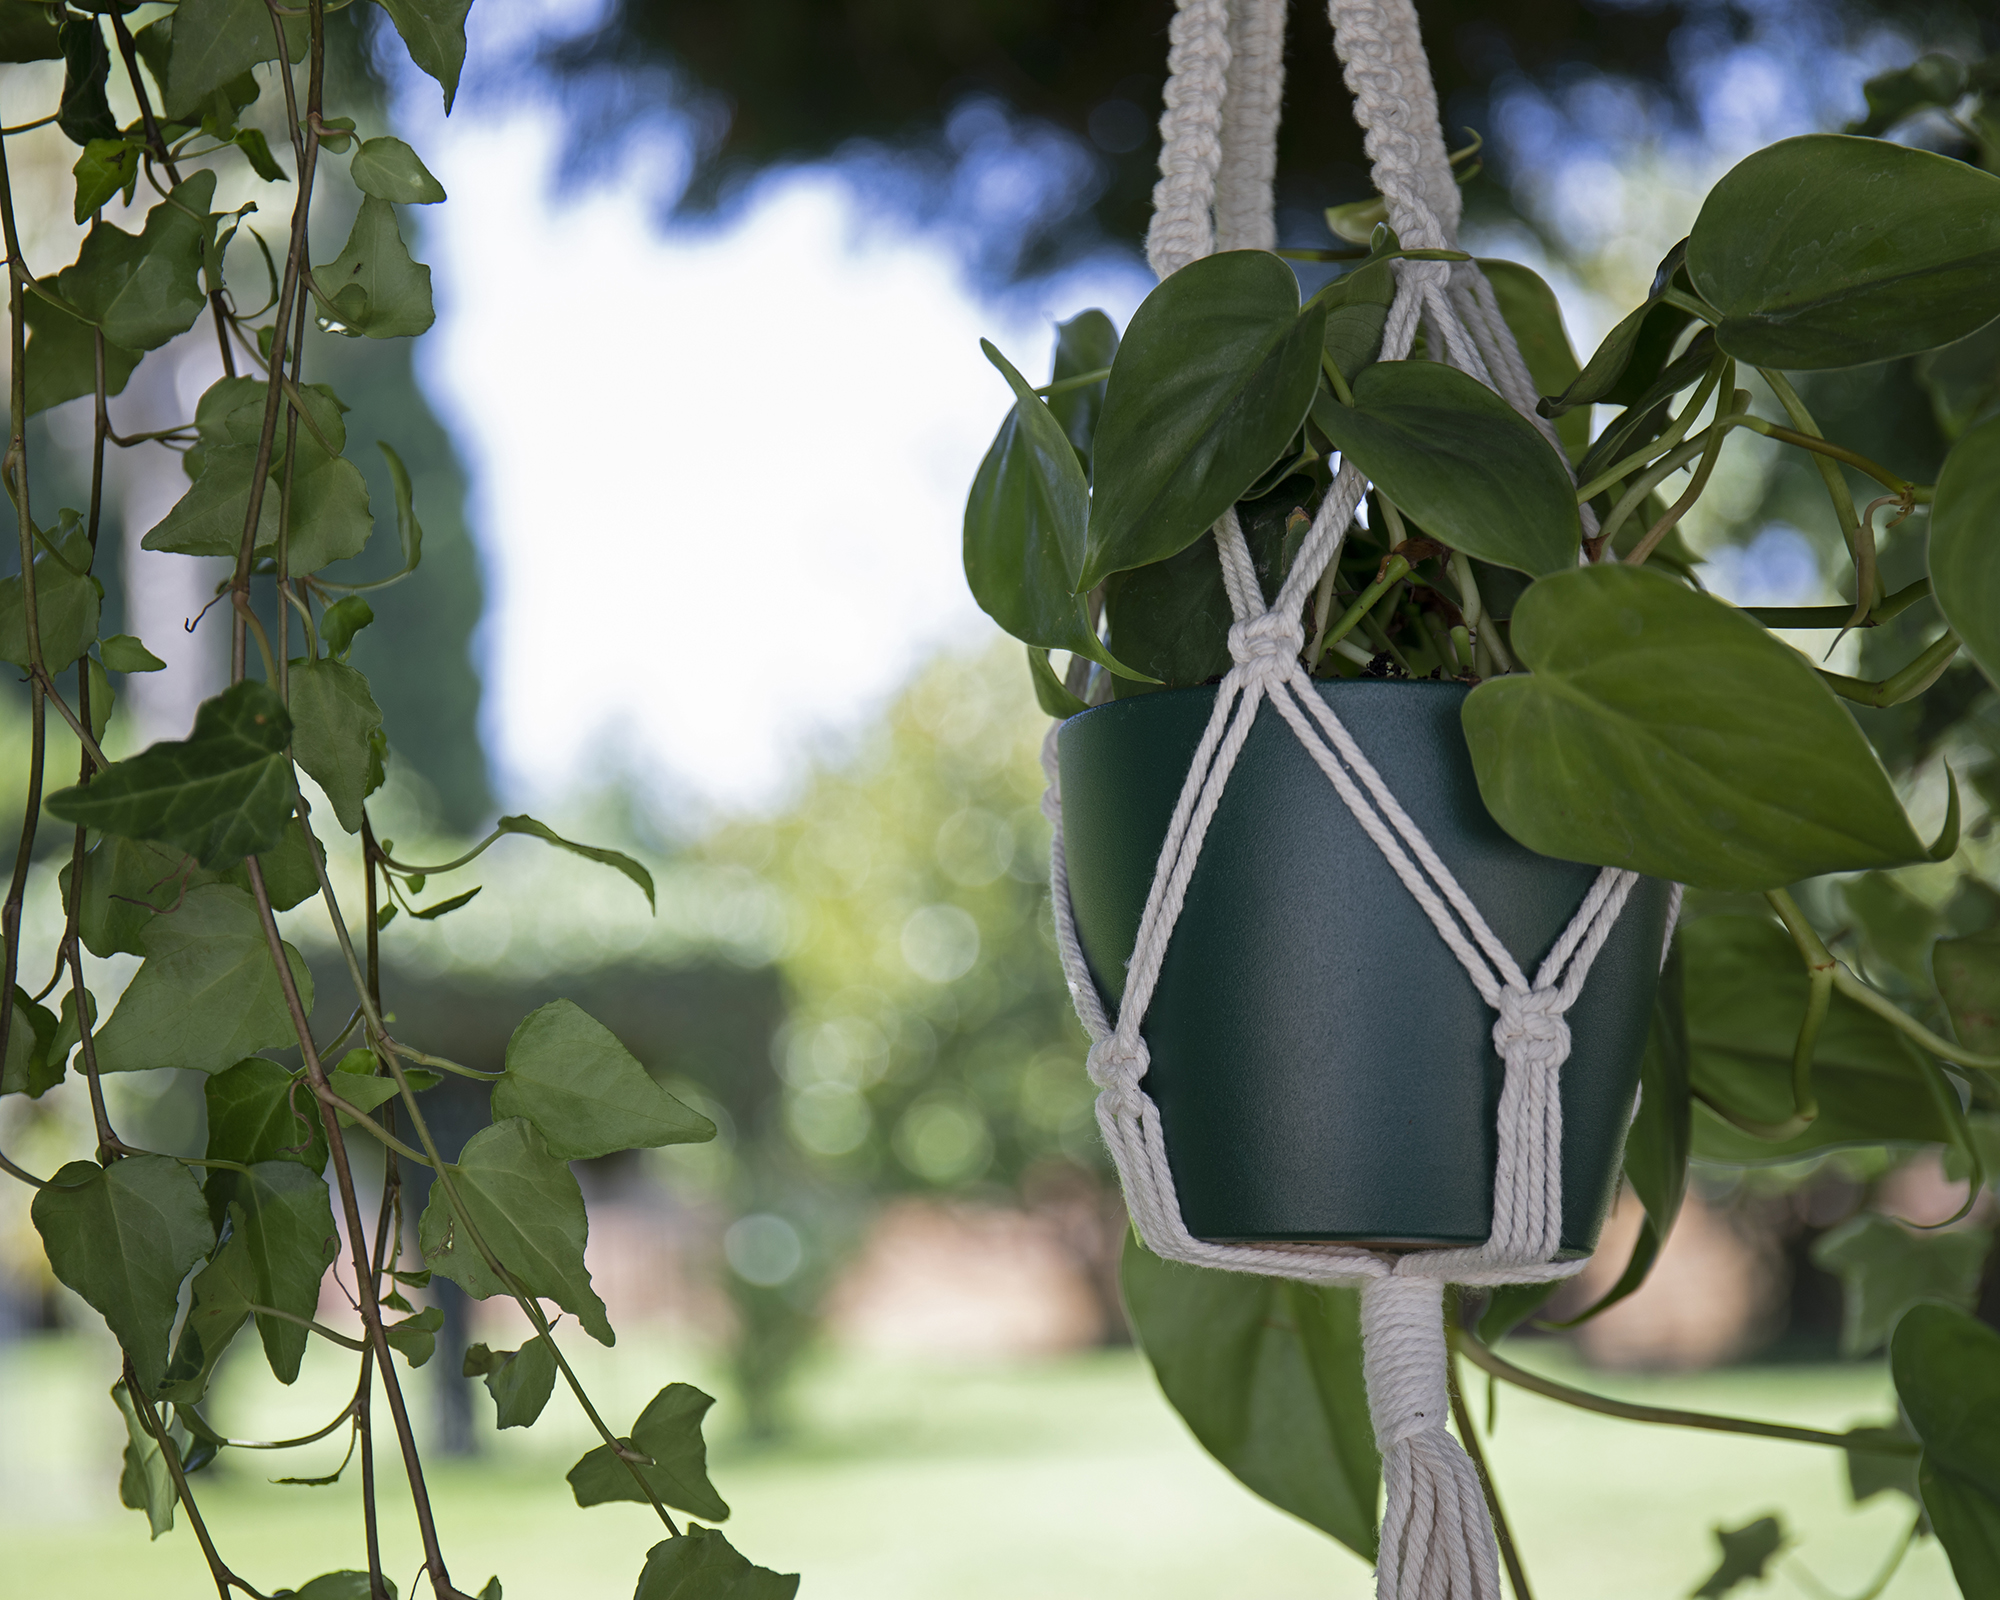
<box><xmin>58</xmin><ymin>172</ymin><xmax>217</xmax><ymax>352</ymax></box>
<box><xmin>467</xmin><ymin>1335</ymin><xmax>557</xmax><ymax>1429</ymax></box>
<box><xmin>233</xmin><ymin>128</ymin><xmax>287</xmax><ymax>183</ymax></box>
<box><xmin>1461</xmin><ymin>565</ymin><xmax>1929</xmax><ymax>890</ymax></box>
<box><xmin>1840</xmin><ymin>872</ymin><xmax>1942</xmax><ymax>994</ymax></box>
<box><xmin>111</xmin><ymin>1380</ymin><xmax>177</xmax><ymax>1538</ymax></box>
<box><xmin>287</xmin><ymin>1574</ymin><xmax>398</xmax><ymax>1600</ymax></box>
<box><xmin>1917</xmin><ymin>320</ymin><xmax>2000</xmax><ymax>441</ymax></box>
<box><xmin>1843</xmin><ymin>1420</ymin><xmax>1922</xmax><ymax>1507</ymax></box>
<box><xmin>1084</xmin><ymin>250</ymin><xmax>1328</xmax><ymax>589</ymax></box>
<box><xmin>327</xmin><ymin>1052</ymin><xmax>401</xmax><ymax>1122</ymax></box>
<box><xmin>962</xmin><ymin>341</ymin><xmax>1140</xmax><ymax>678</ymax></box>
<box><xmin>221</xmin><ymin>814</ymin><xmax>325</xmax><ymax>911</ymax></box>
<box><xmin>288</xmin><ymin>658</ymin><xmax>385</xmax><ymax>833</ymax></box>
<box><xmin>1541</xmin><ymin>242</ymin><xmax>1692</xmax><ymax>417</ymax></box>
<box><xmin>1310</xmin><ymin>360</ymin><xmax>1579</xmax><ymax>576</ymax></box>
<box><xmin>495</xmin><ymin>815</ymin><xmax>654</xmax><ymax>911</ymax></box>
<box><xmin>1811</xmin><ymin>1212</ymin><xmax>1991</xmax><ymax>1357</ymax></box>
<box><xmin>350</xmin><ymin>137</ymin><xmax>446</xmax><ymax>205</ymax></box>
<box><xmin>205</xmin><ymin>1057</ymin><xmax>326</xmax><ymax>1173</ymax></box>
<box><xmin>141</xmin><ymin>443</ymin><xmax>282</xmax><ymax>559</ymax></box>
<box><xmin>1691</xmin><ymin>1515</ymin><xmax>1786</xmax><ymax>1598</ymax></box>
<box><xmin>1026</xmin><ymin>647</ymin><xmax>1087</xmax><ymax>719</ymax></box>
<box><xmin>411</xmin><ymin>886</ymin><xmax>480</xmax><ymax>920</ymax></box>
<box><xmin>1477</xmin><ymin>1282</ymin><xmax>1561</xmax><ymax>1344</ymax></box>
<box><xmin>100</xmin><ymin>633</ymin><xmax>166</xmax><ymax>673</ymax></box>
<box><xmin>1047</xmin><ymin>308</ymin><xmax>1117</xmax><ymax>462</ymax></box>
<box><xmin>46</xmin><ymin>681</ymin><xmax>296</xmax><ymax>869</ymax></box>
<box><xmin>1931</xmin><ymin>415</ymin><xmax>2000</xmax><ymax>691</ymax></box>
<box><xmin>72</xmin><ymin>137</ymin><xmax>139</xmax><ymax>223</ymax></box>
<box><xmin>1317</xmin><ymin>257</ymin><xmax>1395</xmax><ymax>388</ymax></box>
<box><xmin>1478</xmin><ymin>260</ymin><xmax>1587</xmax><ymax>461</ymax></box>
<box><xmin>384</xmin><ymin>1306</ymin><xmax>444</xmax><ymax>1369</ymax></box>
<box><xmin>2</xmin><ymin>987</ymin><xmax>62</xmax><ymax>1099</ymax></box>
<box><xmin>319</xmin><ymin>596</ymin><xmax>374</xmax><ymax>660</ymax></box>
<box><xmin>1688</xmin><ymin>134</ymin><xmax>2000</xmax><ymax>369</ymax></box>
<box><xmin>375</xmin><ymin>0</ymin><xmax>473</xmax><ymax>112</ymax></box>
<box><xmin>493</xmin><ymin>1000</ymin><xmax>715</xmax><ymax>1161</ymax></box>
<box><xmin>1937</xmin><ymin>927</ymin><xmax>2000</xmax><ymax>1054</ymax></box>
<box><xmin>1893</xmin><ymin>1303</ymin><xmax>2000</xmax><ymax>1595</ymax></box>
<box><xmin>213</xmin><ymin>1166</ymin><xmax>337</xmax><ymax>1383</ymax></box>
<box><xmin>1850</xmin><ymin>53</ymin><xmax>1970</xmax><ymax>137</ymax></box>
<box><xmin>158</xmin><ymin>1227</ymin><xmax>254</xmax><ymax>1405</ymax></box>
<box><xmin>376</xmin><ymin>441</ymin><xmax>424</xmax><ymax>579</ymax></box>
<box><xmin>0</xmin><ymin>0</ymin><xmax>62</xmax><ymax>64</ymax></box>
<box><xmin>91</xmin><ymin>884</ymin><xmax>314</xmax><ymax>1075</ymax></box>
<box><xmin>162</xmin><ymin>0</ymin><xmax>302</xmax><ymax>122</ymax></box>
<box><xmin>0</xmin><ymin>520</ymin><xmax>101</xmax><ymax>672</ymax></box>
<box><xmin>417</xmin><ymin>1118</ymin><xmax>614</xmax><ymax>1345</ymax></box>
<box><xmin>632</xmin><ymin>1528</ymin><xmax>800</xmax><ymax>1600</ymax></box>
<box><xmin>57</xmin><ymin>16</ymin><xmax>117</xmax><ymax>145</ymax></box>
<box><xmin>287</xmin><ymin>452</ymin><xmax>375</xmax><ymax>576</ymax></box>
<box><xmin>62</xmin><ymin>837</ymin><xmax>213</xmax><ymax>958</ymax></box>
<box><xmin>1683</xmin><ymin>915</ymin><xmax>1951</xmax><ymax>1163</ymax></box>
<box><xmin>566</xmin><ymin>1383</ymin><xmax>729</xmax><ymax>1520</ymax></box>
<box><xmin>1120</xmin><ymin>1233</ymin><xmax>1377</xmax><ymax>1559</ymax></box>
<box><xmin>20</xmin><ymin>283</ymin><xmax>140</xmax><ymax>415</ymax></box>
<box><xmin>31</xmin><ymin>1155</ymin><xmax>215</xmax><ymax>1393</ymax></box>
<box><xmin>313</xmin><ymin>197</ymin><xmax>435</xmax><ymax>339</ymax></box>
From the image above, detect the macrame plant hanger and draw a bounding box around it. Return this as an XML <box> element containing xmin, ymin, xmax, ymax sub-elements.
<box><xmin>1038</xmin><ymin>3</ymin><xmax>1683</xmax><ymax>1596</ymax></box>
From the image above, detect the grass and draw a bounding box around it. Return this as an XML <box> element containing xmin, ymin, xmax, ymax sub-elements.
<box><xmin>0</xmin><ymin>1324</ymin><xmax>1958</xmax><ymax>1599</ymax></box>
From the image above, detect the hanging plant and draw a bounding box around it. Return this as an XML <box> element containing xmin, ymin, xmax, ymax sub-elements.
<box><xmin>967</xmin><ymin>5</ymin><xmax>2000</xmax><ymax>1596</ymax></box>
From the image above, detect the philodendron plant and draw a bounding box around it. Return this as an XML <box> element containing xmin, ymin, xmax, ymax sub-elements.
<box><xmin>968</xmin><ymin>49</ymin><xmax>2000</xmax><ymax>1599</ymax></box>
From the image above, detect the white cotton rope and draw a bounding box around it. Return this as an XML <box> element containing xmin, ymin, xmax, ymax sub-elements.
<box><xmin>1047</xmin><ymin>3</ymin><xmax>1679</xmax><ymax>1596</ymax></box>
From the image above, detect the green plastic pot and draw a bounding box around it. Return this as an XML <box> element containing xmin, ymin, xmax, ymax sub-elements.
<box><xmin>1058</xmin><ymin>678</ymin><xmax>1671</xmax><ymax>1254</ymax></box>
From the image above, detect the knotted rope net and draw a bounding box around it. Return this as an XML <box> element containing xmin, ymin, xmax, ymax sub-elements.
<box><xmin>1038</xmin><ymin>3</ymin><xmax>1682</xmax><ymax>1594</ymax></box>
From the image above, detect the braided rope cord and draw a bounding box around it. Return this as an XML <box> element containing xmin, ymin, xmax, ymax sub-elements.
<box><xmin>1043</xmin><ymin>2</ymin><xmax>1683</xmax><ymax>1595</ymax></box>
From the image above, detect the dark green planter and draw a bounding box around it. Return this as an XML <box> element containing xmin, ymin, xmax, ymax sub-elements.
<box><xmin>1058</xmin><ymin>679</ymin><xmax>1670</xmax><ymax>1255</ymax></box>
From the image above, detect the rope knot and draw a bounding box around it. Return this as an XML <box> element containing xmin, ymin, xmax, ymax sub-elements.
<box><xmin>1492</xmin><ymin>985</ymin><xmax>1572</xmax><ymax>1070</ymax></box>
<box><xmin>1086</xmin><ymin>1036</ymin><xmax>1149</xmax><ymax>1116</ymax></box>
<box><xmin>1226</xmin><ymin>611</ymin><xmax>1304</xmax><ymax>675</ymax></box>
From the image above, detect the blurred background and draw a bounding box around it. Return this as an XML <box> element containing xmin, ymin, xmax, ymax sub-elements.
<box><xmin>2</xmin><ymin>0</ymin><xmax>1999</xmax><ymax>1594</ymax></box>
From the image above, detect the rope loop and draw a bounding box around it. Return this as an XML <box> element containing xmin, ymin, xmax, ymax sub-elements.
<box><xmin>1226</xmin><ymin>610</ymin><xmax>1305</xmax><ymax>675</ymax></box>
<box><xmin>1491</xmin><ymin>985</ymin><xmax>1573</xmax><ymax>1072</ymax></box>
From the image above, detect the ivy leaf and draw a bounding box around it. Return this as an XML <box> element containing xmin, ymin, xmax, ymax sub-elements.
<box><xmin>632</xmin><ymin>1528</ymin><xmax>800</xmax><ymax>1600</ymax></box>
<box><xmin>58</xmin><ymin>172</ymin><xmax>217</xmax><ymax>352</ymax></box>
<box><xmin>1689</xmin><ymin>135</ymin><xmax>2000</xmax><ymax>369</ymax></box>
<box><xmin>141</xmin><ymin>443</ymin><xmax>282</xmax><ymax>559</ymax></box>
<box><xmin>376</xmin><ymin>441</ymin><xmax>425</xmax><ymax>580</ymax></box>
<box><xmin>56</xmin><ymin>16</ymin><xmax>117</xmax><ymax>145</ymax></box>
<box><xmin>963</xmin><ymin>339</ymin><xmax>1129</xmax><ymax>674</ymax></box>
<box><xmin>1309</xmin><ymin>360</ymin><xmax>1580</xmax><ymax>576</ymax></box>
<box><xmin>91</xmin><ymin>884</ymin><xmax>314</xmax><ymax>1075</ymax></box>
<box><xmin>567</xmin><ymin>1384</ymin><xmax>729</xmax><ymax>1520</ymax></box>
<box><xmin>1810</xmin><ymin>1212</ymin><xmax>1991</xmax><ymax>1357</ymax></box>
<box><xmin>1937</xmin><ymin>928</ymin><xmax>2000</xmax><ymax>1055</ymax></box>
<box><xmin>319</xmin><ymin>596</ymin><xmax>374</xmax><ymax>660</ymax></box>
<box><xmin>203</xmin><ymin>1057</ymin><xmax>327</xmax><ymax>1226</ymax></box>
<box><xmin>289</xmin><ymin>658</ymin><xmax>385</xmax><ymax>832</ymax></box>
<box><xmin>1084</xmin><ymin>250</ymin><xmax>1327</xmax><ymax>589</ymax></box>
<box><xmin>417</xmin><ymin>1117</ymin><xmax>614</xmax><ymax>1346</ymax></box>
<box><xmin>1120</xmin><ymin>1233</ymin><xmax>1377</xmax><ymax>1560</ymax></box>
<box><xmin>1684</xmin><ymin>915</ymin><xmax>1950</xmax><ymax>1163</ymax></box>
<box><xmin>1893</xmin><ymin>1304</ymin><xmax>2000</xmax><ymax>1596</ymax></box>
<box><xmin>110</xmin><ymin>1380</ymin><xmax>178</xmax><ymax>1538</ymax></box>
<box><xmin>31</xmin><ymin>1155</ymin><xmax>215</xmax><ymax>1393</ymax></box>
<box><xmin>45</xmin><ymin>681</ymin><xmax>296</xmax><ymax>869</ymax></box>
<box><xmin>384</xmin><ymin>1306</ymin><xmax>444</xmax><ymax>1369</ymax></box>
<box><xmin>350</xmin><ymin>137</ymin><xmax>446</xmax><ymax>205</ymax></box>
<box><xmin>72</xmin><ymin>137</ymin><xmax>140</xmax><ymax>223</ymax></box>
<box><xmin>161</xmin><ymin>0</ymin><xmax>303</xmax><ymax>122</ymax></box>
<box><xmin>0</xmin><ymin>520</ymin><xmax>101</xmax><ymax>672</ymax></box>
<box><xmin>0</xmin><ymin>0</ymin><xmax>62</xmax><ymax>64</ymax></box>
<box><xmin>100</xmin><ymin>633</ymin><xmax>166</xmax><ymax>673</ymax></box>
<box><xmin>410</xmin><ymin>886</ymin><xmax>480</xmax><ymax>920</ymax></box>
<box><xmin>314</xmin><ymin>197</ymin><xmax>434</xmax><ymax>339</ymax></box>
<box><xmin>158</xmin><ymin>1227</ymin><xmax>254</xmax><ymax>1405</ymax></box>
<box><xmin>233</xmin><ymin>128</ymin><xmax>287</xmax><ymax>183</ymax></box>
<box><xmin>1461</xmin><ymin>565</ymin><xmax>1930</xmax><ymax>890</ymax></box>
<box><xmin>287</xmin><ymin>454</ymin><xmax>375</xmax><ymax>576</ymax></box>
<box><xmin>376</xmin><ymin>0</ymin><xmax>473</xmax><ymax>112</ymax></box>
<box><xmin>207</xmin><ymin>1164</ymin><xmax>338</xmax><ymax>1383</ymax></box>
<box><xmin>287</xmin><ymin>1574</ymin><xmax>398</xmax><ymax>1600</ymax></box>
<box><xmin>494</xmin><ymin>815</ymin><xmax>654</xmax><ymax>911</ymax></box>
<box><xmin>20</xmin><ymin>283</ymin><xmax>140</xmax><ymax>414</ymax></box>
<box><xmin>493</xmin><ymin>1000</ymin><xmax>714</xmax><ymax>1161</ymax></box>
<box><xmin>2</xmin><ymin>987</ymin><xmax>62</xmax><ymax>1099</ymax></box>
<box><xmin>1691</xmin><ymin>1515</ymin><xmax>1786</xmax><ymax>1598</ymax></box>
<box><xmin>465</xmin><ymin>1336</ymin><xmax>557</xmax><ymax>1428</ymax></box>
<box><xmin>221</xmin><ymin>815</ymin><xmax>326</xmax><ymax>912</ymax></box>
<box><xmin>62</xmin><ymin>837</ymin><xmax>213</xmax><ymax>958</ymax></box>
<box><xmin>1930</xmin><ymin>414</ymin><xmax>2000</xmax><ymax>691</ymax></box>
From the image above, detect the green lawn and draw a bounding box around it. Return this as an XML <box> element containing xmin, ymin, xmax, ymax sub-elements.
<box><xmin>0</xmin><ymin>1326</ymin><xmax>1956</xmax><ymax>1598</ymax></box>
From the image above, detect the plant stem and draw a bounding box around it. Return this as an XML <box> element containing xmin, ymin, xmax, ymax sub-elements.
<box><xmin>1446</xmin><ymin>1333</ymin><xmax>1533</xmax><ymax>1600</ymax></box>
<box><xmin>1816</xmin><ymin>632</ymin><xmax>1961</xmax><ymax>709</ymax></box>
<box><xmin>124</xmin><ymin>1361</ymin><xmax>249</xmax><ymax>1599</ymax></box>
<box><xmin>1759</xmin><ymin>369</ymin><xmax>1874</xmax><ymax>615</ymax></box>
<box><xmin>1451</xmin><ymin>1331</ymin><xmax>1919</xmax><ymax>1454</ymax></box>
<box><xmin>1030</xmin><ymin>366</ymin><xmax>1110</xmax><ymax>398</ymax></box>
<box><xmin>1625</xmin><ymin>390</ymin><xmax>1741</xmax><ymax>566</ymax></box>
<box><xmin>246</xmin><ymin>1302</ymin><xmax>368</xmax><ymax>1349</ymax></box>
<box><xmin>1574</xmin><ymin>357</ymin><xmax>1727</xmax><ymax>505</ymax></box>
<box><xmin>1743</xmin><ymin>578</ymin><xmax>1931</xmax><ymax>630</ymax></box>
<box><xmin>1320</xmin><ymin>350</ymin><xmax>1356</xmax><ymax>408</ymax></box>
<box><xmin>1319</xmin><ymin>557</ymin><xmax>1409</xmax><ymax>661</ymax></box>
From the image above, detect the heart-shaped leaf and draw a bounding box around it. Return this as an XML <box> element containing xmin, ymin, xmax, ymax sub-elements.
<box><xmin>1046</xmin><ymin>309</ymin><xmax>1116</xmax><ymax>463</ymax></box>
<box><xmin>1462</xmin><ymin>565</ymin><xmax>1929</xmax><ymax>889</ymax></box>
<box><xmin>1893</xmin><ymin>1304</ymin><xmax>2000</xmax><ymax>1596</ymax></box>
<box><xmin>1688</xmin><ymin>134</ymin><xmax>2000</xmax><ymax>370</ymax></box>
<box><xmin>1309</xmin><ymin>360</ymin><xmax>1580</xmax><ymax>576</ymax></box>
<box><xmin>492</xmin><ymin>999</ymin><xmax>714</xmax><ymax>1160</ymax></box>
<box><xmin>567</xmin><ymin>1383</ymin><xmax>729</xmax><ymax>1520</ymax></box>
<box><xmin>1930</xmin><ymin>414</ymin><xmax>2000</xmax><ymax>689</ymax></box>
<box><xmin>1083</xmin><ymin>250</ymin><xmax>1326</xmax><ymax>589</ymax></box>
<box><xmin>1478</xmin><ymin>259</ymin><xmax>1588</xmax><ymax>460</ymax></box>
<box><xmin>963</xmin><ymin>342</ymin><xmax>1141</xmax><ymax>678</ymax></box>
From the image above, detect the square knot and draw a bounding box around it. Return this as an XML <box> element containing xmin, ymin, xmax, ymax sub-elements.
<box><xmin>1492</xmin><ymin>985</ymin><xmax>1572</xmax><ymax>1069</ymax></box>
<box><xmin>1226</xmin><ymin>612</ymin><xmax>1304</xmax><ymax>673</ymax></box>
<box><xmin>1087</xmin><ymin>1036</ymin><xmax>1149</xmax><ymax>1091</ymax></box>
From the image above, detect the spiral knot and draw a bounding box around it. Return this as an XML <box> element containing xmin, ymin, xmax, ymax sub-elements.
<box><xmin>1492</xmin><ymin>985</ymin><xmax>1571</xmax><ymax>1071</ymax></box>
<box><xmin>1226</xmin><ymin>611</ymin><xmax>1304</xmax><ymax>675</ymax></box>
